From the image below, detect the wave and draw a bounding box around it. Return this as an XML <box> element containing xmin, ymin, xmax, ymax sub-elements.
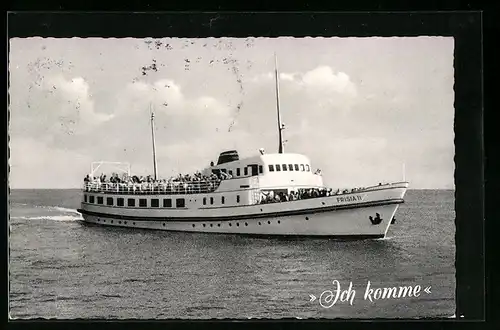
<box><xmin>10</xmin><ymin>215</ymin><xmax>82</xmax><ymax>222</ymax></box>
<box><xmin>32</xmin><ymin>205</ymin><xmax>80</xmax><ymax>213</ymax></box>
<box><xmin>376</xmin><ymin>235</ymin><xmax>414</xmax><ymax>241</ymax></box>
<box><xmin>375</xmin><ymin>236</ymin><xmax>394</xmax><ymax>241</ymax></box>
<box><xmin>52</xmin><ymin>206</ymin><xmax>81</xmax><ymax>214</ymax></box>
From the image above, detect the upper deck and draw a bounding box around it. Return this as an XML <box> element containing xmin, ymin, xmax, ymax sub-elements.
<box><xmin>83</xmin><ymin>151</ymin><xmax>324</xmax><ymax>197</ymax></box>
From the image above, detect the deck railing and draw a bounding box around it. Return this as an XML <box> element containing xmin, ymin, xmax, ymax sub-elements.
<box><xmin>83</xmin><ymin>180</ymin><xmax>223</xmax><ymax>195</ymax></box>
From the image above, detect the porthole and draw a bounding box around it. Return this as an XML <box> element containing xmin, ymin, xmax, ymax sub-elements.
<box><xmin>97</xmin><ymin>218</ymin><xmax>100</xmax><ymax>222</ymax></box>
<box><xmin>111</xmin><ymin>220</ymin><xmax>114</xmax><ymax>224</ymax></box>
<box><xmin>260</xmin><ymin>208</ymin><xmax>263</xmax><ymax>211</ymax></box>
<box><xmin>268</xmin><ymin>221</ymin><xmax>271</xmax><ymax>224</ymax></box>
<box><xmin>133</xmin><ymin>222</ymin><xmax>136</xmax><ymax>225</ymax></box>
<box><xmin>124</xmin><ymin>221</ymin><xmax>127</xmax><ymax>225</ymax></box>
<box><xmin>278</xmin><ymin>220</ymin><xmax>281</xmax><ymax>224</ymax></box>
<box><xmin>203</xmin><ymin>224</ymin><xmax>206</xmax><ymax>227</ymax></box>
<box><xmin>163</xmin><ymin>223</ymin><xmax>166</xmax><ymax>227</ymax></box>
<box><xmin>322</xmin><ymin>202</ymin><xmax>325</xmax><ymax>205</ymax></box>
<box><xmin>118</xmin><ymin>221</ymin><xmax>122</xmax><ymax>224</ymax></box>
<box><xmin>258</xmin><ymin>222</ymin><xmax>261</xmax><ymax>225</ymax></box>
<box><xmin>245</xmin><ymin>222</ymin><xmax>248</xmax><ymax>226</ymax></box>
<box><xmin>218</xmin><ymin>224</ymin><xmax>221</xmax><ymax>227</ymax></box>
<box><xmin>236</xmin><ymin>223</ymin><xmax>239</xmax><ymax>226</ymax></box>
<box><xmin>103</xmin><ymin>219</ymin><xmax>106</xmax><ymax>223</ymax></box>
<box><xmin>229</xmin><ymin>223</ymin><xmax>232</xmax><ymax>227</ymax></box>
<box><xmin>192</xmin><ymin>224</ymin><xmax>195</xmax><ymax>228</ymax></box>
<box><xmin>305</xmin><ymin>217</ymin><xmax>309</xmax><ymax>220</ymax></box>
<box><xmin>210</xmin><ymin>224</ymin><xmax>213</xmax><ymax>227</ymax></box>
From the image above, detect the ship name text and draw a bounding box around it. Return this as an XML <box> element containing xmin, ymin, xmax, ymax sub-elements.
<box><xmin>336</xmin><ymin>195</ymin><xmax>363</xmax><ymax>203</ymax></box>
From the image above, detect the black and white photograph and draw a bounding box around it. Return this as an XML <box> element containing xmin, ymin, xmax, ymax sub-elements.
<box><xmin>8</xmin><ymin>32</ymin><xmax>457</xmax><ymax>319</ymax></box>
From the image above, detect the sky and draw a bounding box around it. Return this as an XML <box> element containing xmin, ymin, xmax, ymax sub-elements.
<box><xmin>8</xmin><ymin>37</ymin><xmax>454</xmax><ymax>189</ymax></box>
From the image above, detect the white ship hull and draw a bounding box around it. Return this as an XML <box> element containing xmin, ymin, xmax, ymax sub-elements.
<box><xmin>78</xmin><ymin>182</ymin><xmax>408</xmax><ymax>238</ymax></box>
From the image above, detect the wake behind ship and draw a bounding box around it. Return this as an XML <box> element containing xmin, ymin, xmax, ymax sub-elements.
<box><xmin>77</xmin><ymin>55</ymin><xmax>408</xmax><ymax>238</ymax></box>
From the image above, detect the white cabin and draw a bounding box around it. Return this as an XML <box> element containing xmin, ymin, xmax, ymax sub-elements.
<box><xmin>82</xmin><ymin>150</ymin><xmax>325</xmax><ymax>212</ymax></box>
<box><xmin>204</xmin><ymin>150</ymin><xmax>323</xmax><ymax>192</ymax></box>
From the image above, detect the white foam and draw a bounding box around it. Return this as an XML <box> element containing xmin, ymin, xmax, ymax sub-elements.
<box><xmin>10</xmin><ymin>215</ymin><xmax>82</xmax><ymax>222</ymax></box>
<box><xmin>375</xmin><ymin>236</ymin><xmax>394</xmax><ymax>241</ymax></box>
<box><xmin>52</xmin><ymin>206</ymin><xmax>81</xmax><ymax>214</ymax></box>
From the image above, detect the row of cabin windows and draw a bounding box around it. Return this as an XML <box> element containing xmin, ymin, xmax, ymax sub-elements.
<box><xmin>268</xmin><ymin>163</ymin><xmax>310</xmax><ymax>172</ymax></box>
<box><xmin>86</xmin><ymin>195</ymin><xmax>185</xmax><ymax>208</ymax></box>
<box><xmin>219</xmin><ymin>165</ymin><xmax>263</xmax><ymax>177</ymax></box>
<box><xmin>202</xmin><ymin>195</ymin><xmax>240</xmax><ymax>205</ymax></box>
<box><xmin>85</xmin><ymin>195</ymin><xmax>242</xmax><ymax>207</ymax></box>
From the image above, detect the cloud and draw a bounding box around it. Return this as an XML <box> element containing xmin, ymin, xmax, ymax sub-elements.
<box><xmin>60</xmin><ymin>77</ymin><xmax>239</xmax><ymax>169</ymax></box>
<box><xmin>119</xmin><ymin>79</ymin><xmax>231</xmax><ymax>118</ymax></box>
<box><xmin>301</xmin><ymin>66</ymin><xmax>357</xmax><ymax>97</ymax></box>
<box><xmin>251</xmin><ymin>65</ymin><xmax>357</xmax><ymax>97</ymax></box>
<box><xmin>49</xmin><ymin>75</ymin><xmax>115</xmax><ymax>125</ymax></box>
<box><xmin>9</xmin><ymin>137</ymin><xmax>92</xmax><ymax>189</ymax></box>
<box><xmin>248</xmin><ymin>65</ymin><xmax>358</xmax><ymax>119</ymax></box>
<box><xmin>279</xmin><ymin>73</ymin><xmax>296</xmax><ymax>81</ymax></box>
<box><xmin>10</xmin><ymin>74</ymin><xmax>114</xmax><ymax>144</ymax></box>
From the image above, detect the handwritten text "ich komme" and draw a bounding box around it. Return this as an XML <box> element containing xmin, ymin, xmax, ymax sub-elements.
<box><xmin>319</xmin><ymin>280</ymin><xmax>425</xmax><ymax>308</ymax></box>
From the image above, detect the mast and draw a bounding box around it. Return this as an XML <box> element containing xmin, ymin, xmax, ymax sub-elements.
<box><xmin>274</xmin><ymin>53</ymin><xmax>285</xmax><ymax>154</ymax></box>
<box><xmin>150</xmin><ymin>103</ymin><xmax>158</xmax><ymax>180</ymax></box>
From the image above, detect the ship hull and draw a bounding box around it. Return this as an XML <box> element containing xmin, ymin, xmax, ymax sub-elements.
<box><xmin>77</xmin><ymin>182</ymin><xmax>407</xmax><ymax>238</ymax></box>
<box><xmin>79</xmin><ymin>202</ymin><xmax>401</xmax><ymax>238</ymax></box>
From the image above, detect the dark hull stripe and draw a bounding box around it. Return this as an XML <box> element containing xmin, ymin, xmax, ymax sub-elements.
<box><xmin>77</xmin><ymin>198</ymin><xmax>403</xmax><ymax>222</ymax></box>
<box><xmin>80</xmin><ymin>222</ymin><xmax>384</xmax><ymax>239</ymax></box>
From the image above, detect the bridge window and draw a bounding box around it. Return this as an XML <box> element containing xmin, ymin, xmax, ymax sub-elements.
<box><xmin>282</xmin><ymin>164</ymin><xmax>287</xmax><ymax>171</ymax></box>
<box><xmin>106</xmin><ymin>197</ymin><xmax>113</xmax><ymax>206</ymax></box>
<box><xmin>163</xmin><ymin>199</ymin><xmax>172</xmax><ymax>207</ymax></box>
<box><xmin>294</xmin><ymin>164</ymin><xmax>299</xmax><ymax>171</ymax></box>
<box><xmin>236</xmin><ymin>168</ymin><xmax>241</xmax><ymax>176</ymax></box>
<box><xmin>306</xmin><ymin>164</ymin><xmax>310</xmax><ymax>172</ymax></box>
<box><xmin>300</xmin><ymin>164</ymin><xmax>305</xmax><ymax>171</ymax></box>
<box><xmin>176</xmin><ymin>198</ymin><xmax>185</xmax><ymax>208</ymax></box>
<box><xmin>84</xmin><ymin>195</ymin><xmax>88</xmax><ymax>203</ymax></box>
<box><xmin>269</xmin><ymin>165</ymin><xmax>275</xmax><ymax>172</ymax></box>
<box><xmin>237</xmin><ymin>195</ymin><xmax>240</xmax><ymax>203</ymax></box>
<box><xmin>139</xmin><ymin>199</ymin><xmax>147</xmax><ymax>207</ymax></box>
<box><xmin>221</xmin><ymin>196</ymin><xmax>225</xmax><ymax>204</ymax></box>
<box><xmin>89</xmin><ymin>195</ymin><xmax>95</xmax><ymax>203</ymax></box>
<box><xmin>151</xmin><ymin>199</ymin><xmax>159</xmax><ymax>207</ymax></box>
<box><xmin>203</xmin><ymin>197</ymin><xmax>207</xmax><ymax>205</ymax></box>
<box><xmin>117</xmin><ymin>198</ymin><xmax>124</xmax><ymax>206</ymax></box>
<box><xmin>128</xmin><ymin>198</ymin><xmax>135</xmax><ymax>207</ymax></box>
<box><xmin>244</xmin><ymin>167</ymin><xmax>248</xmax><ymax>176</ymax></box>
<box><xmin>259</xmin><ymin>165</ymin><xmax>263</xmax><ymax>174</ymax></box>
<box><xmin>288</xmin><ymin>164</ymin><xmax>293</xmax><ymax>171</ymax></box>
<box><xmin>276</xmin><ymin>164</ymin><xmax>281</xmax><ymax>171</ymax></box>
<box><xmin>210</xmin><ymin>197</ymin><xmax>214</xmax><ymax>205</ymax></box>
<box><xmin>97</xmin><ymin>197</ymin><xmax>103</xmax><ymax>204</ymax></box>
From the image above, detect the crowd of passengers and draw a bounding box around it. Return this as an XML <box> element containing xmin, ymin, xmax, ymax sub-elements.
<box><xmin>83</xmin><ymin>170</ymin><xmax>229</xmax><ymax>192</ymax></box>
<box><xmin>260</xmin><ymin>187</ymin><xmax>366</xmax><ymax>204</ymax></box>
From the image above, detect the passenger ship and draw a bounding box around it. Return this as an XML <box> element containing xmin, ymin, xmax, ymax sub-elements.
<box><xmin>77</xmin><ymin>56</ymin><xmax>408</xmax><ymax>238</ymax></box>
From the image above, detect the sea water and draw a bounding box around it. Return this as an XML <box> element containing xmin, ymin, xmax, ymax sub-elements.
<box><xmin>8</xmin><ymin>189</ymin><xmax>455</xmax><ymax>319</ymax></box>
